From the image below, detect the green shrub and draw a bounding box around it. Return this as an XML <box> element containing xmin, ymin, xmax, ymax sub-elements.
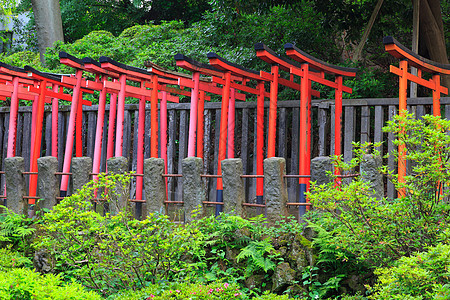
<box><xmin>34</xmin><ymin>173</ymin><xmax>194</xmax><ymax>296</ymax></box>
<box><xmin>109</xmin><ymin>281</ymin><xmax>289</xmax><ymax>300</ymax></box>
<box><xmin>371</xmin><ymin>243</ymin><xmax>450</xmax><ymax>299</ymax></box>
<box><xmin>0</xmin><ymin>206</ymin><xmax>35</xmax><ymax>253</ymax></box>
<box><xmin>0</xmin><ymin>267</ymin><xmax>102</xmax><ymax>300</ymax></box>
<box><xmin>0</xmin><ymin>247</ymin><xmax>32</xmax><ymax>271</ymax></box>
<box><xmin>306</xmin><ymin>113</ymin><xmax>450</xmax><ymax>267</ymax></box>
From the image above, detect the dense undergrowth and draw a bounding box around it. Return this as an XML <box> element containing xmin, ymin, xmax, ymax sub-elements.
<box><xmin>2</xmin><ymin>113</ymin><xmax>450</xmax><ymax>299</ymax></box>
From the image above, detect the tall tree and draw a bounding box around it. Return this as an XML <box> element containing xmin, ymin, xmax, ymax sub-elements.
<box><xmin>31</xmin><ymin>0</ymin><xmax>64</xmax><ymax>63</ymax></box>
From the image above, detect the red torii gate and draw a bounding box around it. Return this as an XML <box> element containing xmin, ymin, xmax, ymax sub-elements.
<box><xmin>284</xmin><ymin>43</ymin><xmax>357</xmax><ymax>211</ymax></box>
<box><xmin>383</xmin><ymin>36</ymin><xmax>450</xmax><ymax>196</ymax></box>
<box><xmin>206</xmin><ymin>52</ymin><xmax>270</xmax><ymax>205</ymax></box>
<box><xmin>174</xmin><ymin>54</ymin><xmax>250</xmax><ymax>213</ymax></box>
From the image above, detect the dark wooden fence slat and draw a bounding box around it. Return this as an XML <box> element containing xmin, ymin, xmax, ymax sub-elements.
<box><xmin>167</xmin><ymin>109</ymin><xmax>177</xmax><ymax>202</ymax></box>
<box><xmin>86</xmin><ymin>112</ymin><xmax>97</xmax><ymax>158</ymax></box>
<box><xmin>278</xmin><ymin>108</ymin><xmax>287</xmax><ymax>158</ymax></box>
<box><xmin>330</xmin><ymin>105</ymin><xmax>335</xmax><ymax>156</ymax></box>
<box><xmin>318</xmin><ymin>106</ymin><xmax>327</xmax><ymax>156</ymax></box>
<box><xmin>288</xmin><ymin>107</ymin><xmax>300</xmax><ymax>203</ymax></box>
<box><xmin>45</xmin><ymin>112</ymin><xmax>52</xmax><ymax>155</ymax></box>
<box><xmin>16</xmin><ymin>113</ymin><xmax>23</xmax><ymax>156</ymax></box>
<box><xmin>344</xmin><ymin>106</ymin><xmax>355</xmax><ymax>163</ymax></box>
<box><xmin>387</xmin><ymin>105</ymin><xmax>397</xmax><ymax>199</ymax></box>
<box><xmin>360</xmin><ymin>106</ymin><xmax>370</xmax><ymax>144</ymax></box>
<box><xmin>374</xmin><ymin>106</ymin><xmax>384</xmax><ymax>154</ymax></box>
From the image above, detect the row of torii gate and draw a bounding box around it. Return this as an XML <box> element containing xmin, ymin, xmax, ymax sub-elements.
<box><xmin>0</xmin><ymin>36</ymin><xmax>448</xmax><ymax>215</ymax></box>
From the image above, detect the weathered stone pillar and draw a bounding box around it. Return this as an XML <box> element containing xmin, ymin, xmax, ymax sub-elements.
<box><xmin>182</xmin><ymin>157</ymin><xmax>205</xmax><ymax>222</ymax></box>
<box><xmin>222</xmin><ymin>158</ymin><xmax>244</xmax><ymax>216</ymax></box>
<box><xmin>5</xmin><ymin>157</ymin><xmax>26</xmax><ymax>215</ymax></box>
<box><xmin>106</xmin><ymin>157</ymin><xmax>130</xmax><ymax>215</ymax></box>
<box><xmin>264</xmin><ymin>157</ymin><xmax>288</xmax><ymax>225</ymax></box>
<box><xmin>71</xmin><ymin>157</ymin><xmax>92</xmax><ymax>193</ymax></box>
<box><xmin>144</xmin><ymin>158</ymin><xmax>166</xmax><ymax>215</ymax></box>
<box><xmin>37</xmin><ymin>156</ymin><xmax>58</xmax><ymax>210</ymax></box>
<box><xmin>361</xmin><ymin>154</ymin><xmax>384</xmax><ymax>200</ymax></box>
<box><xmin>311</xmin><ymin>156</ymin><xmax>333</xmax><ymax>185</ymax></box>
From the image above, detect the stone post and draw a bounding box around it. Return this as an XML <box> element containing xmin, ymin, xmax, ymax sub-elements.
<box><xmin>4</xmin><ymin>157</ymin><xmax>26</xmax><ymax>215</ymax></box>
<box><xmin>264</xmin><ymin>157</ymin><xmax>288</xmax><ymax>225</ymax></box>
<box><xmin>361</xmin><ymin>154</ymin><xmax>384</xmax><ymax>200</ymax></box>
<box><xmin>71</xmin><ymin>157</ymin><xmax>92</xmax><ymax>193</ymax></box>
<box><xmin>106</xmin><ymin>156</ymin><xmax>130</xmax><ymax>215</ymax></box>
<box><xmin>222</xmin><ymin>158</ymin><xmax>244</xmax><ymax>216</ymax></box>
<box><xmin>182</xmin><ymin>157</ymin><xmax>205</xmax><ymax>222</ymax></box>
<box><xmin>311</xmin><ymin>156</ymin><xmax>333</xmax><ymax>185</ymax></box>
<box><xmin>144</xmin><ymin>158</ymin><xmax>166</xmax><ymax>215</ymax></box>
<box><xmin>37</xmin><ymin>156</ymin><xmax>58</xmax><ymax>210</ymax></box>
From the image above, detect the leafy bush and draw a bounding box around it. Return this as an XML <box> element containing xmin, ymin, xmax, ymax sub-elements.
<box><xmin>0</xmin><ymin>206</ymin><xmax>35</xmax><ymax>253</ymax></box>
<box><xmin>109</xmin><ymin>281</ymin><xmax>289</xmax><ymax>300</ymax></box>
<box><xmin>34</xmin><ymin>172</ymin><xmax>194</xmax><ymax>296</ymax></box>
<box><xmin>306</xmin><ymin>112</ymin><xmax>450</xmax><ymax>268</ymax></box>
<box><xmin>371</xmin><ymin>243</ymin><xmax>450</xmax><ymax>299</ymax></box>
<box><xmin>0</xmin><ymin>267</ymin><xmax>102</xmax><ymax>300</ymax></box>
<box><xmin>0</xmin><ymin>247</ymin><xmax>32</xmax><ymax>271</ymax></box>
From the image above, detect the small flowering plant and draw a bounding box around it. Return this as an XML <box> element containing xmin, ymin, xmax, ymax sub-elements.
<box><xmin>142</xmin><ymin>282</ymin><xmax>246</xmax><ymax>299</ymax></box>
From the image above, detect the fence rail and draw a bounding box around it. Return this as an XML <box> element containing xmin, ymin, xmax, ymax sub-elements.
<box><xmin>0</xmin><ymin>96</ymin><xmax>447</xmax><ymax>203</ymax></box>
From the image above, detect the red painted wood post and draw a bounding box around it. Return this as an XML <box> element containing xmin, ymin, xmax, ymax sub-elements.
<box><xmin>29</xmin><ymin>80</ymin><xmax>47</xmax><ymax>200</ymax></box>
<box><xmin>7</xmin><ymin>76</ymin><xmax>19</xmax><ymax>158</ymax></box>
<box><xmin>150</xmin><ymin>74</ymin><xmax>158</xmax><ymax>158</ymax></box>
<box><xmin>75</xmin><ymin>91</ymin><xmax>83</xmax><ymax>157</ymax></box>
<box><xmin>136</xmin><ymin>92</ymin><xmax>146</xmax><ymax>201</ymax></box>
<box><xmin>60</xmin><ymin>69</ymin><xmax>83</xmax><ymax>197</ymax></box>
<box><xmin>115</xmin><ymin>74</ymin><xmax>127</xmax><ymax>157</ymax></box>
<box><xmin>334</xmin><ymin>76</ymin><xmax>343</xmax><ymax>184</ymax></box>
<box><xmin>267</xmin><ymin>65</ymin><xmax>279</xmax><ymax>157</ymax></box>
<box><xmin>299</xmin><ymin>63</ymin><xmax>310</xmax><ymax>213</ymax></box>
<box><xmin>398</xmin><ymin>59</ymin><xmax>408</xmax><ymax>197</ymax></box>
<box><xmin>256</xmin><ymin>81</ymin><xmax>265</xmax><ymax>204</ymax></box>
<box><xmin>51</xmin><ymin>84</ymin><xmax>59</xmax><ymax>157</ymax></box>
<box><xmin>433</xmin><ymin>74</ymin><xmax>441</xmax><ymax>117</ymax></box>
<box><xmin>197</xmin><ymin>91</ymin><xmax>205</xmax><ymax>158</ymax></box>
<box><xmin>216</xmin><ymin>71</ymin><xmax>231</xmax><ymax>214</ymax></box>
<box><xmin>227</xmin><ymin>88</ymin><xmax>236</xmax><ymax>158</ymax></box>
<box><xmin>106</xmin><ymin>91</ymin><xmax>117</xmax><ymax>161</ymax></box>
<box><xmin>188</xmin><ymin>72</ymin><xmax>200</xmax><ymax>157</ymax></box>
<box><xmin>92</xmin><ymin>76</ymin><xmax>107</xmax><ymax>179</ymax></box>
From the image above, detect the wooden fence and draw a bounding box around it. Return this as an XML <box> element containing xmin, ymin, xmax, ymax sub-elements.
<box><xmin>0</xmin><ymin>96</ymin><xmax>448</xmax><ymax>205</ymax></box>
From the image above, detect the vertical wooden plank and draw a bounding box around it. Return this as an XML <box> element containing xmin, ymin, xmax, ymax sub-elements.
<box><xmin>86</xmin><ymin>111</ymin><xmax>97</xmax><ymax>159</ymax></box>
<box><xmin>343</xmin><ymin>106</ymin><xmax>355</xmax><ymax>163</ymax></box>
<box><xmin>122</xmin><ymin>110</ymin><xmax>132</xmax><ymax>162</ymax></box>
<box><xmin>16</xmin><ymin>113</ymin><xmax>23</xmax><ymax>157</ymax></box>
<box><xmin>144</xmin><ymin>109</ymin><xmax>151</xmax><ymax>158</ymax></box>
<box><xmin>387</xmin><ymin>105</ymin><xmax>397</xmax><ymax>199</ymax></box>
<box><xmin>374</xmin><ymin>106</ymin><xmax>384</xmax><ymax>155</ymax></box>
<box><xmin>82</xmin><ymin>111</ymin><xmax>87</xmax><ymax>157</ymax></box>
<box><xmin>57</xmin><ymin>112</ymin><xmax>66</xmax><ymax>172</ymax></box>
<box><xmin>202</xmin><ymin>109</ymin><xmax>212</xmax><ymax>201</ymax></box>
<box><xmin>317</xmin><ymin>105</ymin><xmax>327</xmax><ymax>156</ymax></box>
<box><xmin>289</xmin><ymin>107</ymin><xmax>300</xmax><ymax>203</ymax></box>
<box><xmin>100</xmin><ymin>112</ymin><xmax>108</xmax><ymax>172</ymax></box>
<box><xmin>45</xmin><ymin>112</ymin><xmax>52</xmax><ymax>155</ymax></box>
<box><xmin>0</xmin><ymin>114</ymin><xmax>6</xmax><ymax>194</ymax></box>
<box><xmin>330</xmin><ymin>105</ymin><xmax>335</xmax><ymax>156</ymax></box>
<box><xmin>445</xmin><ymin>105</ymin><xmax>450</xmax><ymax>121</ymax></box>
<box><xmin>22</xmin><ymin>112</ymin><xmax>31</xmax><ymax>172</ymax></box>
<box><xmin>167</xmin><ymin>109</ymin><xmax>177</xmax><ymax>202</ymax></box>
<box><xmin>360</xmin><ymin>106</ymin><xmax>370</xmax><ymax>144</ymax></box>
<box><xmin>241</xmin><ymin>108</ymin><xmax>249</xmax><ymax>174</ymax></box>
<box><xmin>278</xmin><ymin>108</ymin><xmax>287</xmax><ymax>158</ymax></box>
<box><xmin>177</xmin><ymin>110</ymin><xmax>188</xmax><ymax>202</ymax></box>
<box><xmin>210</xmin><ymin>109</ymin><xmax>221</xmax><ymax>202</ymax></box>
<box><xmin>416</xmin><ymin>105</ymin><xmax>425</xmax><ymax>119</ymax></box>
<box><xmin>131</xmin><ymin>110</ymin><xmax>139</xmax><ymax>200</ymax></box>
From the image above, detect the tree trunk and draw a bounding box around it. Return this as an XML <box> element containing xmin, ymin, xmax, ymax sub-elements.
<box><xmin>31</xmin><ymin>0</ymin><xmax>64</xmax><ymax>64</ymax></box>
<box><xmin>419</xmin><ymin>0</ymin><xmax>449</xmax><ymax>89</ymax></box>
<box><xmin>352</xmin><ymin>0</ymin><xmax>384</xmax><ymax>63</ymax></box>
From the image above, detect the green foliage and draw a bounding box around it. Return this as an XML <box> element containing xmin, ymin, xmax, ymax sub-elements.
<box><xmin>0</xmin><ymin>267</ymin><xmax>102</xmax><ymax>299</ymax></box>
<box><xmin>109</xmin><ymin>281</ymin><xmax>289</xmax><ymax>299</ymax></box>
<box><xmin>0</xmin><ymin>247</ymin><xmax>32</xmax><ymax>271</ymax></box>
<box><xmin>236</xmin><ymin>239</ymin><xmax>277</xmax><ymax>273</ymax></box>
<box><xmin>0</xmin><ymin>206</ymin><xmax>35</xmax><ymax>253</ymax></box>
<box><xmin>34</xmin><ymin>172</ymin><xmax>194</xmax><ymax>296</ymax></box>
<box><xmin>371</xmin><ymin>243</ymin><xmax>450</xmax><ymax>299</ymax></box>
<box><xmin>306</xmin><ymin>112</ymin><xmax>450</xmax><ymax>268</ymax></box>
